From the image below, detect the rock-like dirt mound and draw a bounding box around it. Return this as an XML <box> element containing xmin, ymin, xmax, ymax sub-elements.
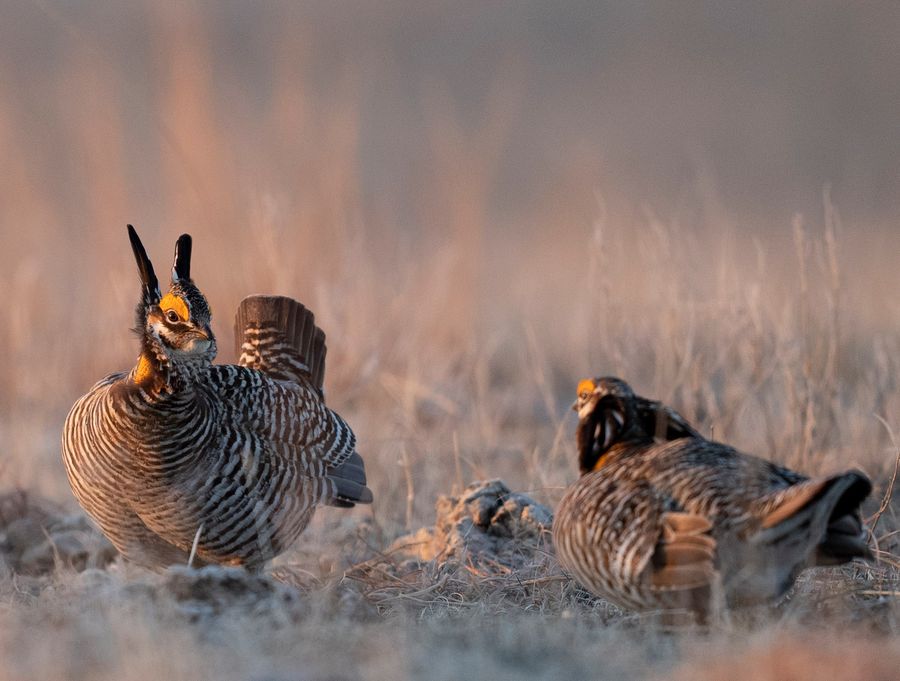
<box><xmin>159</xmin><ymin>565</ymin><xmax>305</xmax><ymax>621</ymax></box>
<box><xmin>345</xmin><ymin>480</ymin><xmax>582</xmax><ymax>614</ymax></box>
<box><xmin>0</xmin><ymin>490</ymin><xmax>116</xmax><ymax>576</ymax></box>
<box><xmin>60</xmin><ymin>565</ymin><xmax>309</xmax><ymax>627</ymax></box>
<box><xmin>390</xmin><ymin>479</ymin><xmax>553</xmax><ymax>568</ymax></box>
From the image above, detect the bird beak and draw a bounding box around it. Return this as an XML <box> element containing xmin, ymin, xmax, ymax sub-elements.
<box><xmin>571</xmin><ymin>399</ymin><xmax>579</xmax><ymax>411</ymax></box>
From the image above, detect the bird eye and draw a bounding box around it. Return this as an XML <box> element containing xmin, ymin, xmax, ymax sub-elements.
<box><xmin>165</xmin><ymin>309</ymin><xmax>180</xmax><ymax>323</ymax></box>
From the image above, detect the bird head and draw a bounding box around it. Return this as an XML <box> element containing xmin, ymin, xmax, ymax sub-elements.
<box><xmin>128</xmin><ymin>225</ymin><xmax>216</xmax><ymax>364</ymax></box>
<box><xmin>573</xmin><ymin>376</ymin><xmax>638</xmax><ymax>474</ymax></box>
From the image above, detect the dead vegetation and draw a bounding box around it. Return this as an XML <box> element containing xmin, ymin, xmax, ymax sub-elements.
<box><xmin>0</xmin><ymin>474</ymin><xmax>898</xmax><ymax>681</ymax></box>
<box><xmin>2</xmin><ymin>210</ymin><xmax>900</xmax><ymax>677</ymax></box>
<box><xmin>345</xmin><ymin>479</ymin><xmax>583</xmax><ymax>618</ymax></box>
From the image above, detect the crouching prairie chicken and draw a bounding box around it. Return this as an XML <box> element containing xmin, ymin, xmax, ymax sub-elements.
<box><xmin>62</xmin><ymin>226</ymin><xmax>372</xmax><ymax>570</ymax></box>
<box><xmin>552</xmin><ymin>377</ymin><xmax>872</xmax><ymax>618</ymax></box>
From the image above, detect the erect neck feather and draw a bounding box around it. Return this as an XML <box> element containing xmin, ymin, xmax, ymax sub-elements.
<box><xmin>133</xmin><ymin>353</ymin><xmax>155</xmax><ymax>384</ymax></box>
<box><xmin>131</xmin><ymin>346</ymin><xmax>175</xmax><ymax>394</ymax></box>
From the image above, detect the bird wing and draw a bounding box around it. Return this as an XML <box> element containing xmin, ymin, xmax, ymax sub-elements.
<box><xmin>647</xmin><ymin>511</ymin><xmax>718</xmax><ymax>611</ymax></box>
<box><xmin>209</xmin><ymin>365</ymin><xmax>371</xmax><ymax>505</ymax></box>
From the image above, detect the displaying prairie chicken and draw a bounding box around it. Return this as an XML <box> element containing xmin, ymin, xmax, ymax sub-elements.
<box><xmin>552</xmin><ymin>376</ymin><xmax>872</xmax><ymax>617</ymax></box>
<box><xmin>62</xmin><ymin>226</ymin><xmax>372</xmax><ymax>570</ymax></box>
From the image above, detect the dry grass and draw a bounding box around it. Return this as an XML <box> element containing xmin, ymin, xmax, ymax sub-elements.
<box><xmin>2</xmin><ymin>3</ymin><xmax>900</xmax><ymax>679</ymax></box>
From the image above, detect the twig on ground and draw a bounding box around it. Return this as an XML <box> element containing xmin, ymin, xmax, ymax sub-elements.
<box><xmin>868</xmin><ymin>416</ymin><xmax>900</xmax><ymax>537</ymax></box>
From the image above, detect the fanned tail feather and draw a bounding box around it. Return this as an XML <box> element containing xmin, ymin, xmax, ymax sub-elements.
<box><xmin>234</xmin><ymin>295</ymin><xmax>327</xmax><ymax>392</ymax></box>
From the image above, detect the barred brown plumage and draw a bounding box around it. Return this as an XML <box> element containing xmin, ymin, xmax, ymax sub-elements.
<box><xmin>61</xmin><ymin>226</ymin><xmax>372</xmax><ymax>570</ymax></box>
<box><xmin>553</xmin><ymin>377</ymin><xmax>872</xmax><ymax>618</ymax></box>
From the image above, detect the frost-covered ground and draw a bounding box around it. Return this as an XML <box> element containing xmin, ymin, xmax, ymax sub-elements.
<box><xmin>1</xmin><ymin>474</ymin><xmax>898</xmax><ymax>681</ymax></box>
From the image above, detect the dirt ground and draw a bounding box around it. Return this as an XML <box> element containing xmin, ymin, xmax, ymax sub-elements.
<box><xmin>0</xmin><ymin>475</ymin><xmax>897</xmax><ymax>681</ymax></box>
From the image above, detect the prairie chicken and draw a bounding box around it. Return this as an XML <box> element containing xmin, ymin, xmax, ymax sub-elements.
<box><xmin>553</xmin><ymin>376</ymin><xmax>872</xmax><ymax>617</ymax></box>
<box><xmin>62</xmin><ymin>226</ymin><xmax>372</xmax><ymax>570</ymax></box>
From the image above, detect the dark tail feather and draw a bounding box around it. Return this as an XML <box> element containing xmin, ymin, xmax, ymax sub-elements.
<box><xmin>815</xmin><ymin>474</ymin><xmax>874</xmax><ymax>564</ymax></box>
<box><xmin>325</xmin><ymin>451</ymin><xmax>373</xmax><ymax>508</ymax></box>
<box><xmin>725</xmin><ymin>471</ymin><xmax>872</xmax><ymax>606</ymax></box>
<box><xmin>755</xmin><ymin>471</ymin><xmax>872</xmax><ymax>565</ymax></box>
<box><xmin>816</xmin><ymin>519</ymin><xmax>873</xmax><ymax>564</ymax></box>
<box><xmin>234</xmin><ymin>295</ymin><xmax>327</xmax><ymax>391</ymax></box>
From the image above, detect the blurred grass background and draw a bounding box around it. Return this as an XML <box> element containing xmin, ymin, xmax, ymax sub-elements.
<box><xmin>2</xmin><ymin>3</ymin><xmax>900</xmax><ymax>679</ymax></box>
<box><xmin>1</xmin><ymin>0</ymin><xmax>900</xmax><ymax>554</ymax></box>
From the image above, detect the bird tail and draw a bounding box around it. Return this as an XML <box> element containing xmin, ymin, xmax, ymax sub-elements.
<box><xmin>811</xmin><ymin>472</ymin><xmax>874</xmax><ymax>565</ymax></box>
<box><xmin>324</xmin><ymin>451</ymin><xmax>373</xmax><ymax>508</ymax></box>
<box><xmin>754</xmin><ymin>470</ymin><xmax>872</xmax><ymax>561</ymax></box>
<box><xmin>234</xmin><ymin>295</ymin><xmax>327</xmax><ymax>392</ymax></box>
<box><xmin>725</xmin><ymin>470</ymin><xmax>871</xmax><ymax>607</ymax></box>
